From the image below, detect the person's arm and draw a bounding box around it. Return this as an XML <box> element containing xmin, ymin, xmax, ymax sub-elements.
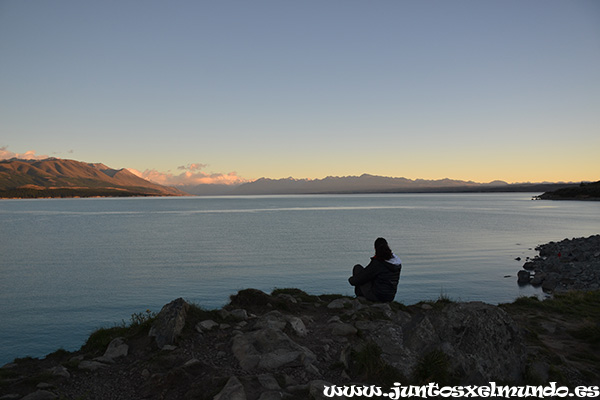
<box><xmin>348</xmin><ymin>260</ymin><xmax>379</xmax><ymax>286</ymax></box>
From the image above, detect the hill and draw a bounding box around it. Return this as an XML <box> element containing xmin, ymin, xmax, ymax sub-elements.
<box><xmin>537</xmin><ymin>180</ymin><xmax>600</xmax><ymax>201</ymax></box>
<box><xmin>0</xmin><ymin>158</ymin><xmax>186</xmax><ymax>198</ymax></box>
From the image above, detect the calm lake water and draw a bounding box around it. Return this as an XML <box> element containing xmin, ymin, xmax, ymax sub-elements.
<box><xmin>1</xmin><ymin>193</ymin><xmax>599</xmax><ymax>364</ymax></box>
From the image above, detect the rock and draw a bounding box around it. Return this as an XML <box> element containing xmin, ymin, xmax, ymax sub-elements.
<box><xmin>0</xmin><ymin>394</ymin><xmax>21</xmax><ymax>400</ymax></box>
<box><xmin>327</xmin><ymin>298</ymin><xmax>351</xmax><ymax>309</ymax></box>
<box><xmin>275</xmin><ymin>293</ymin><xmax>298</xmax><ymax>303</ymax></box>
<box><xmin>148</xmin><ymin>297</ymin><xmax>189</xmax><ymax>349</ymax></box>
<box><xmin>36</xmin><ymin>383</ymin><xmax>53</xmax><ymax>389</ymax></box>
<box><xmin>517</xmin><ymin>235</ymin><xmax>600</xmax><ymax>292</ymax></box>
<box><xmin>530</xmin><ymin>271</ymin><xmax>546</xmax><ymax>286</ymax></box>
<box><xmin>214</xmin><ymin>376</ymin><xmax>246</xmax><ymax>400</ymax></box>
<box><xmin>254</xmin><ymin>311</ymin><xmax>287</xmax><ymax>331</ymax></box>
<box><xmin>48</xmin><ymin>365</ymin><xmax>70</xmax><ymax>378</ymax></box>
<box><xmin>183</xmin><ymin>358</ymin><xmax>200</xmax><ymax>367</ymax></box>
<box><xmin>21</xmin><ymin>391</ymin><xmax>57</xmax><ymax>400</ymax></box>
<box><xmin>359</xmin><ymin>302</ymin><xmax>526</xmax><ymax>383</ymax></box>
<box><xmin>230</xmin><ymin>309</ymin><xmax>249</xmax><ymax>320</ymax></box>
<box><xmin>329</xmin><ymin>322</ymin><xmax>357</xmax><ymax>336</ymax></box>
<box><xmin>257</xmin><ymin>373</ymin><xmax>281</xmax><ymax>390</ymax></box>
<box><xmin>196</xmin><ymin>319</ymin><xmax>219</xmax><ymax>332</ymax></box>
<box><xmin>231</xmin><ymin>327</ymin><xmax>316</xmax><ymax>371</ymax></box>
<box><xmin>258</xmin><ymin>392</ymin><xmax>284</xmax><ymax>400</ymax></box>
<box><xmin>286</xmin><ymin>315</ymin><xmax>308</xmax><ymax>337</ymax></box>
<box><xmin>95</xmin><ymin>337</ymin><xmax>128</xmax><ymax>363</ymax></box>
<box><xmin>78</xmin><ymin>360</ymin><xmax>108</xmax><ymax>371</ymax></box>
<box><xmin>517</xmin><ymin>270</ymin><xmax>531</xmax><ymax>284</ymax></box>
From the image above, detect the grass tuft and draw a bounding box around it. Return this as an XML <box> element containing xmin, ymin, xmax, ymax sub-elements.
<box><xmin>412</xmin><ymin>349</ymin><xmax>453</xmax><ymax>385</ymax></box>
<box><xmin>350</xmin><ymin>341</ymin><xmax>405</xmax><ymax>386</ymax></box>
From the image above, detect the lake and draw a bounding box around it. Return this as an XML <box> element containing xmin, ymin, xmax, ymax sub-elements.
<box><xmin>1</xmin><ymin>193</ymin><xmax>599</xmax><ymax>365</ymax></box>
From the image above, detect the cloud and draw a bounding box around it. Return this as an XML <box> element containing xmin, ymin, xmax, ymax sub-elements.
<box><xmin>0</xmin><ymin>146</ymin><xmax>49</xmax><ymax>161</ymax></box>
<box><xmin>128</xmin><ymin>164</ymin><xmax>250</xmax><ymax>186</ymax></box>
<box><xmin>177</xmin><ymin>163</ymin><xmax>208</xmax><ymax>172</ymax></box>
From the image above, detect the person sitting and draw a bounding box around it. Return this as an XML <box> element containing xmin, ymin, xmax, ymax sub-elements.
<box><xmin>348</xmin><ymin>237</ymin><xmax>402</xmax><ymax>302</ymax></box>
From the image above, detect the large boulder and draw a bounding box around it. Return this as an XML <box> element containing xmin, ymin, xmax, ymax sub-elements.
<box><xmin>232</xmin><ymin>327</ymin><xmax>317</xmax><ymax>371</ymax></box>
<box><xmin>148</xmin><ymin>298</ymin><xmax>189</xmax><ymax>349</ymax></box>
<box><xmin>358</xmin><ymin>302</ymin><xmax>526</xmax><ymax>383</ymax></box>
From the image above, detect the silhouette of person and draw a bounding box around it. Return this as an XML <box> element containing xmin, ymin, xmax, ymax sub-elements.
<box><xmin>348</xmin><ymin>237</ymin><xmax>402</xmax><ymax>302</ymax></box>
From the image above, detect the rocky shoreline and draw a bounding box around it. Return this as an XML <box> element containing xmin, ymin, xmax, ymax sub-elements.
<box><xmin>1</xmin><ymin>235</ymin><xmax>599</xmax><ymax>400</ymax></box>
<box><xmin>517</xmin><ymin>235</ymin><xmax>600</xmax><ymax>293</ymax></box>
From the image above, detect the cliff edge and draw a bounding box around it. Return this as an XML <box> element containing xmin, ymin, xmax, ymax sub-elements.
<box><xmin>2</xmin><ymin>286</ymin><xmax>599</xmax><ymax>399</ymax></box>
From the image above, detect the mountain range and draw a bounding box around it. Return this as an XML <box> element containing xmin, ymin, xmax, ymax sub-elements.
<box><xmin>182</xmin><ymin>175</ymin><xmax>578</xmax><ymax>196</ymax></box>
<box><xmin>0</xmin><ymin>158</ymin><xmax>582</xmax><ymax>198</ymax></box>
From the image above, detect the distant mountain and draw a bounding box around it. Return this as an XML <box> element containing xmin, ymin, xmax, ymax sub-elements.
<box><xmin>181</xmin><ymin>174</ymin><xmax>580</xmax><ymax>196</ymax></box>
<box><xmin>0</xmin><ymin>158</ymin><xmax>186</xmax><ymax>198</ymax></box>
<box><xmin>228</xmin><ymin>174</ymin><xmax>509</xmax><ymax>195</ymax></box>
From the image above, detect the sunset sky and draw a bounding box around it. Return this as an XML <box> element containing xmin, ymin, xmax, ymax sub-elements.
<box><xmin>1</xmin><ymin>0</ymin><xmax>599</xmax><ymax>186</ymax></box>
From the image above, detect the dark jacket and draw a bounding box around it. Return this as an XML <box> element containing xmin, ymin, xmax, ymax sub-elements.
<box><xmin>348</xmin><ymin>257</ymin><xmax>402</xmax><ymax>302</ymax></box>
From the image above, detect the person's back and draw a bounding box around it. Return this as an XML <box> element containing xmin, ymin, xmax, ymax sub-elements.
<box><xmin>348</xmin><ymin>238</ymin><xmax>402</xmax><ymax>302</ymax></box>
<box><xmin>368</xmin><ymin>257</ymin><xmax>401</xmax><ymax>302</ymax></box>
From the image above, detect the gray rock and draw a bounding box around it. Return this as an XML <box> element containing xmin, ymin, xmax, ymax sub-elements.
<box><xmin>36</xmin><ymin>383</ymin><xmax>53</xmax><ymax>389</ymax></box>
<box><xmin>517</xmin><ymin>270</ymin><xmax>531</xmax><ymax>284</ymax></box>
<box><xmin>257</xmin><ymin>373</ymin><xmax>281</xmax><ymax>390</ymax></box>
<box><xmin>258</xmin><ymin>392</ymin><xmax>284</xmax><ymax>400</ymax></box>
<box><xmin>21</xmin><ymin>391</ymin><xmax>57</xmax><ymax>400</ymax></box>
<box><xmin>230</xmin><ymin>309</ymin><xmax>249</xmax><ymax>320</ymax></box>
<box><xmin>196</xmin><ymin>319</ymin><xmax>219</xmax><ymax>332</ymax></box>
<box><xmin>327</xmin><ymin>298</ymin><xmax>351</xmax><ymax>309</ymax></box>
<box><xmin>48</xmin><ymin>365</ymin><xmax>70</xmax><ymax>378</ymax></box>
<box><xmin>329</xmin><ymin>323</ymin><xmax>357</xmax><ymax>336</ymax></box>
<box><xmin>214</xmin><ymin>376</ymin><xmax>246</xmax><ymax>400</ymax></box>
<box><xmin>359</xmin><ymin>302</ymin><xmax>525</xmax><ymax>384</ymax></box>
<box><xmin>517</xmin><ymin>235</ymin><xmax>600</xmax><ymax>292</ymax></box>
<box><xmin>148</xmin><ymin>297</ymin><xmax>189</xmax><ymax>349</ymax></box>
<box><xmin>254</xmin><ymin>311</ymin><xmax>287</xmax><ymax>331</ymax></box>
<box><xmin>286</xmin><ymin>315</ymin><xmax>307</xmax><ymax>337</ymax></box>
<box><xmin>275</xmin><ymin>293</ymin><xmax>298</xmax><ymax>303</ymax></box>
<box><xmin>231</xmin><ymin>327</ymin><xmax>316</xmax><ymax>371</ymax></box>
<box><xmin>78</xmin><ymin>360</ymin><xmax>108</xmax><ymax>371</ymax></box>
<box><xmin>183</xmin><ymin>358</ymin><xmax>200</xmax><ymax>367</ymax></box>
<box><xmin>95</xmin><ymin>337</ymin><xmax>128</xmax><ymax>363</ymax></box>
<box><xmin>0</xmin><ymin>394</ymin><xmax>21</xmax><ymax>400</ymax></box>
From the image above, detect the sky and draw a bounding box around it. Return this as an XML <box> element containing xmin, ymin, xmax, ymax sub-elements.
<box><xmin>1</xmin><ymin>0</ymin><xmax>599</xmax><ymax>186</ymax></box>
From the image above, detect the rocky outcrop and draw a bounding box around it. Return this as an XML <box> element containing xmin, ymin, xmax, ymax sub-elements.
<box><xmin>0</xmin><ymin>290</ymin><xmax>535</xmax><ymax>400</ymax></box>
<box><xmin>517</xmin><ymin>235</ymin><xmax>600</xmax><ymax>292</ymax></box>
<box><xmin>148</xmin><ymin>297</ymin><xmax>189</xmax><ymax>349</ymax></box>
<box><xmin>3</xmin><ymin>281</ymin><xmax>600</xmax><ymax>399</ymax></box>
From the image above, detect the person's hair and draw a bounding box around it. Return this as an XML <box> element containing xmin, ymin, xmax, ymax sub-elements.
<box><xmin>374</xmin><ymin>237</ymin><xmax>393</xmax><ymax>260</ymax></box>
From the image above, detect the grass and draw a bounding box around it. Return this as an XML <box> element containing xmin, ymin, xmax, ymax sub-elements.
<box><xmin>81</xmin><ymin>309</ymin><xmax>157</xmax><ymax>355</ymax></box>
<box><xmin>570</xmin><ymin>323</ymin><xmax>600</xmax><ymax>348</ymax></box>
<box><xmin>271</xmin><ymin>287</ymin><xmax>320</xmax><ymax>303</ymax></box>
<box><xmin>503</xmin><ymin>290</ymin><xmax>600</xmax><ymax>319</ymax></box>
<box><xmin>412</xmin><ymin>349</ymin><xmax>454</xmax><ymax>385</ymax></box>
<box><xmin>350</xmin><ymin>341</ymin><xmax>405</xmax><ymax>386</ymax></box>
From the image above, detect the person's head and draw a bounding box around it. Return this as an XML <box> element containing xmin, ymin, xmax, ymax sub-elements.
<box><xmin>374</xmin><ymin>237</ymin><xmax>393</xmax><ymax>260</ymax></box>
